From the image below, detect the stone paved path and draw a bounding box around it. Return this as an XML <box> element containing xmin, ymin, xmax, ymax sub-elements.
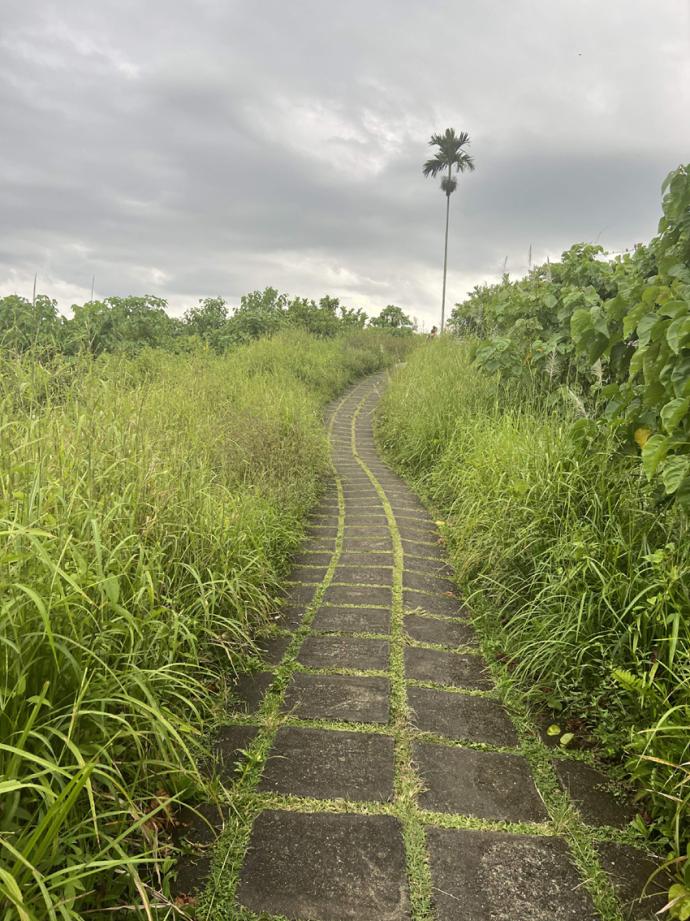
<box><xmin>199</xmin><ymin>374</ymin><xmax>666</xmax><ymax>921</ymax></box>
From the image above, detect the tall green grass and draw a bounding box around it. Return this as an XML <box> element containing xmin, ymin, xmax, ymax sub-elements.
<box><xmin>0</xmin><ymin>329</ymin><xmax>410</xmax><ymax>920</ymax></box>
<box><xmin>378</xmin><ymin>337</ymin><xmax>690</xmax><ymax>870</ymax></box>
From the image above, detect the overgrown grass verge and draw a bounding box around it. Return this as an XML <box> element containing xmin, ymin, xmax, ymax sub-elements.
<box><xmin>0</xmin><ymin>329</ymin><xmax>411</xmax><ymax>920</ymax></box>
<box><xmin>376</xmin><ymin>338</ymin><xmax>690</xmax><ymax>889</ymax></box>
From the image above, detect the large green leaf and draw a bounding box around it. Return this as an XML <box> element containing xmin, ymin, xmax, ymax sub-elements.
<box><xmin>667</xmin><ymin>316</ymin><xmax>690</xmax><ymax>353</ymax></box>
<box><xmin>660</xmin><ymin>396</ymin><xmax>690</xmax><ymax>433</ymax></box>
<box><xmin>661</xmin><ymin>455</ymin><xmax>690</xmax><ymax>494</ymax></box>
<box><xmin>641</xmin><ymin>433</ymin><xmax>671</xmax><ymax>480</ymax></box>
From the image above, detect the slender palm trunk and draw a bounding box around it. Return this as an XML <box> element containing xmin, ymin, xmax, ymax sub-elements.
<box><xmin>440</xmin><ymin>164</ymin><xmax>452</xmax><ymax>332</ymax></box>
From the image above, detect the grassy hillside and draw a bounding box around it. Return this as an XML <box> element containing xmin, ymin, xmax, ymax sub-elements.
<box><xmin>377</xmin><ymin>330</ymin><xmax>689</xmax><ymax>898</ymax></box>
<box><xmin>0</xmin><ymin>329</ymin><xmax>411</xmax><ymax>920</ymax></box>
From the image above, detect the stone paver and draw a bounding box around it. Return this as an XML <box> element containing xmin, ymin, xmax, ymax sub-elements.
<box><xmin>210</xmin><ymin>374</ymin><xmax>652</xmax><ymax>921</ymax></box>
<box><xmin>596</xmin><ymin>842</ymin><xmax>670</xmax><ymax>920</ymax></box>
<box><xmin>340</xmin><ymin>550</ymin><xmax>394</xmax><ymax>567</ymax></box>
<box><xmin>281</xmin><ymin>582</ymin><xmax>319</xmax><ymax>608</ymax></box>
<box><xmin>297</xmin><ymin>634</ymin><xmax>390</xmax><ymax>670</ymax></box>
<box><xmin>331</xmin><ymin>565</ymin><xmax>393</xmax><ymax>586</ymax></box>
<box><xmin>323</xmin><ymin>583</ymin><xmax>392</xmax><ymax>607</ymax></box>
<box><xmin>404</xmin><ymin>588</ymin><xmax>467</xmax><ymax>618</ymax></box>
<box><xmin>553</xmin><ymin>759</ymin><xmax>635</xmax><ymax>828</ymax></box>
<box><xmin>407</xmin><ymin>686</ymin><xmax>518</xmax><ymax>746</ymax></box>
<box><xmin>414</xmin><ymin>742</ymin><xmax>549</xmax><ymax>821</ymax></box>
<box><xmin>237</xmin><ymin>811</ymin><xmax>410</xmax><ymax>920</ymax></box>
<box><xmin>426</xmin><ymin>827</ymin><xmax>598</xmax><ymax>920</ymax></box>
<box><xmin>312</xmin><ymin>604</ymin><xmax>391</xmax><ymax>634</ymax></box>
<box><xmin>231</xmin><ymin>671</ymin><xmax>274</xmax><ymax>713</ymax></box>
<box><xmin>213</xmin><ymin>725</ymin><xmax>259</xmax><ymax>781</ymax></box>
<box><xmin>290</xmin><ymin>565</ymin><xmax>329</xmax><ymax>584</ymax></box>
<box><xmin>405</xmin><ymin>646</ymin><xmax>493</xmax><ymax>690</ymax></box>
<box><xmin>403</xmin><ymin>569</ymin><xmax>456</xmax><ymax>594</ymax></box>
<box><xmin>405</xmin><ymin>613</ymin><xmax>477</xmax><ymax>647</ymax></box>
<box><xmin>259</xmin><ymin>726</ymin><xmax>395</xmax><ymax>801</ymax></box>
<box><xmin>256</xmin><ymin>634</ymin><xmax>291</xmax><ymax>665</ymax></box>
<box><xmin>283</xmin><ymin>672</ymin><xmax>390</xmax><ymax>723</ymax></box>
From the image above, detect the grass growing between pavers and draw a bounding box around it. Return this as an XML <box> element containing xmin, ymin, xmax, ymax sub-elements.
<box><xmin>351</xmin><ymin>386</ymin><xmax>435</xmax><ymax>921</ymax></box>
<box><xmin>194</xmin><ymin>374</ymin><xmax>649</xmax><ymax>921</ymax></box>
<box><xmin>195</xmin><ymin>390</ymin><xmax>352</xmax><ymax>921</ymax></box>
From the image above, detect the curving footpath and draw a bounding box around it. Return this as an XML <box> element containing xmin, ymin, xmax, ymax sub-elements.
<box><xmin>198</xmin><ymin>372</ymin><xmax>664</xmax><ymax>921</ymax></box>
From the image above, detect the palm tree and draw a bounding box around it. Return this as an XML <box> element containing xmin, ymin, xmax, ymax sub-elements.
<box><xmin>423</xmin><ymin>128</ymin><xmax>475</xmax><ymax>332</ymax></box>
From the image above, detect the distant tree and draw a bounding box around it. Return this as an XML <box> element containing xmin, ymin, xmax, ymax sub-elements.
<box><xmin>369</xmin><ymin>305</ymin><xmax>414</xmax><ymax>331</ymax></box>
<box><xmin>0</xmin><ymin>294</ymin><xmax>62</xmax><ymax>352</ymax></box>
<box><xmin>423</xmin><ymin>128</ymin><xmax>475</xmax><ymax>332</ymax></box>
<box><xmin>183</xmin><ymin>297</ymin><xmax>229</xmax><ymax>344</ymax></box>
<box><xmin>64</xmin><ymin>295</ymin><xmax>177</xmax><ymax>354</ymax></box>
<box><xmin>221</xmin><ymin>287</ymin><xmax>289</xmax><ymax>345</ymax></box>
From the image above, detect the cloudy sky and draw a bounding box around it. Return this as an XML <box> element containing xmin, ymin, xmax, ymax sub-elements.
<box><xmin>1</xmin><ymin>0</ymin><xmax>689</xmax><ymax>328</ymax></box>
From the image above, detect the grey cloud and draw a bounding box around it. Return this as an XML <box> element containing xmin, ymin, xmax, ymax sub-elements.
<box><xmin>1</xmin><ymin>0</ymin><xmax>689</xmax><ymax>326</ymax></box>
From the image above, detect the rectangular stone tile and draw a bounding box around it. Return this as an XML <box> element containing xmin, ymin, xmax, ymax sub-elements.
<box><xmin>282</xmin><ymin>583</ymin><xmax>319</xmax><ymax>609</ymax></box>
<box><xmin>407</xmin><ymin>686</ymin><xmax>518</xmax><ymax>746</ymax></box>
<box><xmin>404</xmin><ymin>556</ymin><xmax>453</xmax><ymax>577</ymax></box>
<box><xmin>304</xmin><ymin>535</ymin><xmax>337</xmax><ymax>552</ymax></box>
<box><xmin>404</xmin><ymin>589</ymin><xmax>467</xmax><ymax>618</ymax></box>
<box><xmin>231</xmin><ymin>671</ymin><xmax>274</xmax><ymax>714</ymax></box>
<box><xmin>403</xmin><ymin>569</ymin><xmax>456</xmax><ymax>595</ymax></box>
<box><xmin>414</xmin><ymin>743</ymin><xmax>548</xmax><ymax>821</ymax></box>
<box><xmin>256</xmin><ymin>634</ymin><xmax>292</xmax><ymax>666</ymax></box>
<box><xmin>289</xmin><ymin>565</ymin><xmax>329</xmax><ymax>584</ymax></box>
<box><xmin>405</xmin><ymin>647</ymin><xmax>493</xmax><ymax>690</ymax></box>
<box><xmin>343</xmin><ymin>535</ymin><xmax>393</xmax><ymax>552</ymax></box>
<box><xmin>291</xmin><ymin>551</ymin><xmax>333</xmax><ymax>568</ymax></box>
<box><xmin>311</xmin><ymin>501</ymin><xmax>339</xmax><ymax>514</ymax></box>
<box><xmin>346</xmin><ymin>511</ymin><xmax>388</xmax><ymax>524</ymax></box>
<box><xmin>401</xmin><ymin>538</ymin><xmax>446</xmax><ymax>560</ymax></box>
<box><xmin>426</xmin><ymin>827</ymin><xmax>597</xmax><ymax>921</ymax></box>
<box><xmin>343</xmin><ymin>524</ymin><xmax>390</xmax><ymax>538</ymax></box>
<box><xmin>283</xmin><ymin>673</ymin><xmax>391</xmax><ymax>723</ymax></box>
<box><xmin>213</xmin><ymin>725</ymin><xmax>259</xmax><ymax>782</ymax></box>
<box><xmin>259</xmin><ymin>727</ymin><xmax>395</xmax><ymax>801</ymax></box>
<box><xmin>237</xmin><ymin>811</ymin><xmax>409</xmax><ymax>920</ymax></box>
<box><xmin>553</xmin><ymin>760</ymin><xmax>635</xmax><ymax>828</ymax></box>
<box><xmin>405</xmin><ymin>613</ymin><xmax>477</xmax><ymax>648</ymax></box>
<box><xmin>173</xmin><ymin>802</ymin><xmax>225</xmax><ymax>898</ymax></box>
<box><xmin>332</xmin><ymin>565</ymin><xmax>393</xmax><ymax>586</ymax></box>
<box><xmin>298</xmin><ymin>635</ymin><xmax>390</xmax><ymax>671</ymax></box>
<box><xmin>274</xmin><ymin>604</ymin><xmax>305</xmax><ymax>629</ymax></box>
<box><xmin>306</xmin><ymin>525</ymin><xmax>339</xmax><ymax>538</ymax></box>
<box><xmin>397</xmin><ymin>522</ymin><xmax>439</xmax><ymax>541</ymax></box>
<box><xmin>323</xmin><ymin>583</ymin><xmax>392</xmax><ymax>607</ymax></box>
<box><xmin>340</xmin><ymin>551</ymin><xmax>394</xmax><ymax>567</ymax></box>
<box><xmin>309</xmin><ymin>513</ymin><xmax>339</xmax><ymax>528</ymax></box>
<box><xmin>312</xmin><ymin>605</ymin><xmax>391</xmax><ymax>635</ymax></box>
<box><xmin>596</xmin><ymin>842</ymin><xmax>670</xmax><ymax>920</ymax></box>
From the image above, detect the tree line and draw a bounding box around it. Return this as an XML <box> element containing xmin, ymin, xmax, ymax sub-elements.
<box><xmin>0</xmin><ymin>286</ymin><xmax>415</xmax><ymax>355</ymax></box>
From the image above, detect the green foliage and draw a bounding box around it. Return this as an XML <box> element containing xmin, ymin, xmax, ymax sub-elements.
<box><xmin>1</xmin><ymin>285</ymin><xmax>389</xmax><ymax>358</ymax></box>
<box><xmin>449</xmin><ymin>163</ymin><xmax>690</xmax><ymax>505</ymax></box>
<box><xmin>378</xmin><ymin>337</ymin><xmax>690</xmax><ymax>886</ymax></box>
<box><xmin>0</xmin><ymin>295</ymin><xmax>61</xmax><ymax>352</ymax></box>
<box><xmin>63</xmin><ymin>295</ymin><xmax>183</xmax><ymax>355</ymax></box>
<box><xmin>0</xmin><ymin>329</ymin><xmax>408</xmax><ymax>919</ymax></box>
<box><xmin>369</xmin><ymin>304</ymin><xmax>414</xmax><ymax>332</ymax></box>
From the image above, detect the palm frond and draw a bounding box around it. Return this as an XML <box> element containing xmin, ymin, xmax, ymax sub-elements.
<box><xmin>422</xmin><ymin>156</ymin><xmax>446</xmax><ymax>178</ymax></box>
<box><xmin>424</xmin><ymin>128</ymin><xmax>475</xmax><ymax>179</ymax></box>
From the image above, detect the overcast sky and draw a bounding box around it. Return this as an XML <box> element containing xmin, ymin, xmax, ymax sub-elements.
<box><xmin>1</xmin><ymin>0</ymin><xmax>689</xmax><ymax>327</ymax></box>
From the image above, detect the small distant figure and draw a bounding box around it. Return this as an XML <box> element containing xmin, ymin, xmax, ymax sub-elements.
<box><xmin>427</xmin><ymin>325</ymin><xmax>438</xmax><ymax>341</ymax></box>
